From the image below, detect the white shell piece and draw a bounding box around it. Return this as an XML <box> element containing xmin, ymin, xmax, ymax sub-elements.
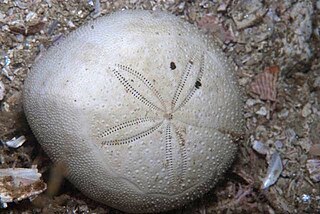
<box><xmin>256</xmin><ymin>106</ymin><xmax>268</xmax><ymax>116</ymax></box>
<box><xmin>0</xmin><ymin>167</ymin><xmax>46</xmax><ymax>206</ymax></box>
<box><xmin>306</xmin><ymin>159</ymin><xmax>320</xmax><ymax>182</ymax></box>
<box><xmin>4</xmin><ymin>136</ymin><xmax>26</xmax><ymax>148</ymax></box>
<box><xmin>0</xmin><ymin>81</ymin><xmax>5</xmax><ymax>101</ymax></box>
<box><xmin>252</xmin><ymin>140</ymin><xmax>269</xmax><ymax>155</ymax></box>
<box><xmin>261</xmin><ymin>151</ymin><xmax>283</xmax><ymax>189</ymax></box>
<box><xmin>0</xmin><ymin>167</ymin><xmax>41</xmax><ymax>186</ymax></box>
<box><xmin>23</xmin><ymin>10</ymin><xmax>244</xmax><ymax>213</ymax></box>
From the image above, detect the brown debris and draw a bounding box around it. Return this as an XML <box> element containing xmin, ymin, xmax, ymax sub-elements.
<box><xmin>309</xmin><ymin>144</ymin><xmax>320</xmax><ymax>156</ymax></box>
<box><xmin>231</xmin><ymin>0</ymin><xmax>268</xmax><ymax>30</ymax></box>
<box><xmin>9</xmin><ymin>22</ymin><xmax>46</xmax><ymax>36</ymax></box>
<box><xmin>306</xmin><ymin>159</ymin><xmax>320</xmax><ymax>182</ymax></box>
<box><xmin>197</xmin><ymin>15</ymin><xmax>235</xmax><ymax>43</ymax></box>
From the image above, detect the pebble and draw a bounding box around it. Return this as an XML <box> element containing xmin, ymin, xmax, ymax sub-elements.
<box><xmin>217</xmin><ymin>3</ymin><xmax>228</xmax><ymax>12</ymax></box>
<box><xmin>302</xmin><ymin>103</ymin><xmax>312</xmax><ymax>117</ymax></box>
<box><xmin>246</xmin><ymin>98</ymin><xmax>262</xmax><ymax>107</ymax></box>
<box><xmin>274</xmin><ymin>140</ymin><xmax>283</xmax><ymax>150</ymax></box>
<box><xmin>285</xmin><ymin>128</ymin><xmax>297</xmax><ymax>143</ymax></box>
<box><xmin>252</xmin><ymin>140</ymin><xmax>269</xmax><ymax>155</ymax></box>
<box><xmin>301</xmin><ymin>194</ymin><xmax>311</xmax><ymax>203</ymax></box>
<box><xmin>26</xmin><ymin>12</ymin><xmax>37</xmax><ymax>22</ymax></box>
<box><xmin>232</xmin><ymin>0</ymin><xmax>267</xmax><ymax>30</ymax></box>
<box><xmin>67</xmin><ymin>20</ymin><xmax>76</xmax><ymax>28</ymax></box>
<box><xmin>277</xmin><ymin>108</ymin><xmax>289</xmax><ymax>119</ymax></box>
<box><xmin>310</xmin><ymin>120</ymin><xmax>320</xmax><ymax>144</ymax></box>
<box><xmin>309</xmin><ymin>144</ymin><xmax>320</xmax><ymax>156</ymax></box>
<box><xmin>256</xmin><ymin>106</ymin><xmax>268</xmax><ymax>116</ymax></box>
<box><xmin>313</xmin><ymin>76</ymin><xmax>320</xmax><ymax>89</ymax></box>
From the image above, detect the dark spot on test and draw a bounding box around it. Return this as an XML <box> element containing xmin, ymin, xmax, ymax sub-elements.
<box><xmin>195</xmin><ymin>80</ymin><xmax>202</xmax><ymax>89</ymax></box>
<box><xmin>170</xmin><ymin>62</ymin><xmax>176</xmax><ymax>70</ymax></box>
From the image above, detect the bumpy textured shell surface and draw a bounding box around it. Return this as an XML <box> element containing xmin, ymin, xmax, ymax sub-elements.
<box><xmin>23</xmin><ymin>10</ymin><xmax>244</xmax><ymax>213</ymax></box>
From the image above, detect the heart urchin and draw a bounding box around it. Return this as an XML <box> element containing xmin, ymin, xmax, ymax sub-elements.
<box><xmin>23</xmin><ymin>10</ymin><xmax>244</xmax><ymax>213</ymax></box>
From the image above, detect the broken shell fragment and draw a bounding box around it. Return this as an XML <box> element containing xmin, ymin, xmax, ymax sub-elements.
<box><xmin>306</xmin><ymin>159</ymin><xmax>320</xmax><ymax>182</ymax></box>
<box><xmin>261</xmin><ymin>151</ymin><xmax>283</xmax><ymax>189</ymax></box>
<box><xmin>2</xmin><ymin>136</ymin><xmax>26</xmax><ymax>148</ymax></box>
<box><xmin>23</xmin><ymin>10</ymin><xmax>244</xmax><ymax>213</ymax></box>
<box><xmin>0</xmin><ymin>167</ymin><xmax>46</xmax><ymax>208</ymax></box>
<box><xmin>252</xmin><ymin>140</ymin><xmax>269</xmax><ymax>155</ymax></box>
<box><xmin>250</xmin><ymin>66</ymin><xmax>279</xmax><ymax>101</ymax></box>
<box><xmin>0</xmin><ymin>81</ymin><xmax>5</xmax><ymax>101</ymax></box>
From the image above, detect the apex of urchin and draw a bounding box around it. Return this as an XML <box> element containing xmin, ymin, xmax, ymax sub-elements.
<box><xmin>23</xmin><ymin>10</ymin><xmax>244</xmax><ymax>213</ymax></box>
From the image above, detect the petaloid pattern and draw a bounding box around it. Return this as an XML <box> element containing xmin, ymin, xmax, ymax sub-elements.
<box><xmin>95</xmin><ymin>52</ymin><xmax>204</xmax><ymax>188</ymax></box>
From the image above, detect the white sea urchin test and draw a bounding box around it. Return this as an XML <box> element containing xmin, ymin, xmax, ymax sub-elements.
<box><xmin>23</xmin><ymin>10</ymin><xmax>244</xmax><ymax>213</ymax></box>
